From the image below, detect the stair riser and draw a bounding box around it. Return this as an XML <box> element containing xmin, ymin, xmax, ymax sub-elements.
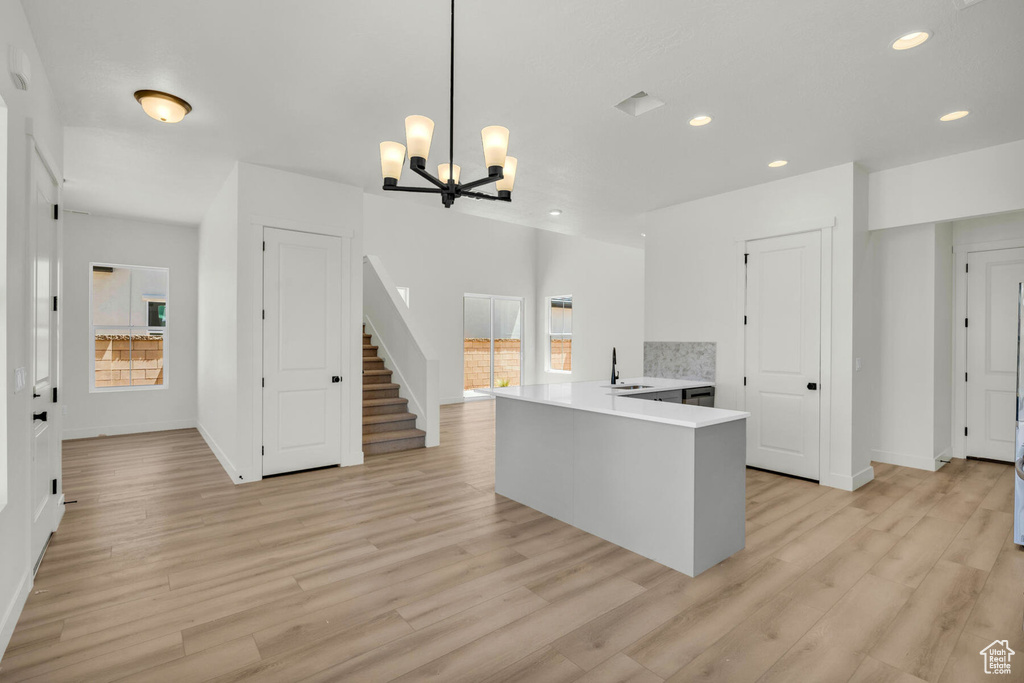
<box><xmin>363</xmin><ymin>374</ymin><xmax>393</xmax><ymax>386</ymax></box>
<box><xmin>363</xmin><ymin>436</ymin><xmax>426</xmax><ymax>456</ymax></box>
<box><xmin>362</xmin><ymin>348</ymin><xmax>378</xmax><ymax>358</ymax></box>
<box><xmin>363</xmin><ymin>418</ymin><xmax>417</xmax><ymax>434</ymax></box>
<box><xmin>363</xmin><ymin>403</ymin><xmax>409</xmax><ymax>416</ymax></box>
<box><xmin>363</xmin><ymin>359</ymin><xmax>385</xmax><ymax>370</ymax></box>
<box><xmin>363</xmin><ymin>387</ymin><xmax>400</xmax><ymax>399</ymax></box>
<box><xmin>362</xmin><ymin>334</ymin><xmax>372</xmax><ymax>342</ymax></box>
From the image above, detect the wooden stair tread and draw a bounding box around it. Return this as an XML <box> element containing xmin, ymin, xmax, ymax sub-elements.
<box><xmin>363</xmin><ymin>397</ymin><xmax>408</xmax><ymax>407</ymax></box>
<box><xmin>363</xmin><ymin>383</ymin><xmax>400</xmax><ymax>391</ymax></box>
<box><xmin>363</xmin><ymin>369</ymin><xmax>392</xmax><ymax>376</ymax></box>
<box><xmin>362</xmin><ymin>428</ymin><xmax>426</xmax><ymax>444</ymax></box>
<box><xmin>363</xmin><ymin>345</ymin><xmax>378</xmax><ymax>350</ymax></box>
<box><xmin>363</xmin><ymin>412</ymin><xmax>417</xmax><ymax>425</ymax></box>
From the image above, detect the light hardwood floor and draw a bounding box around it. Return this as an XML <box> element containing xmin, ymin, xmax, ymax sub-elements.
<box><xmin>1</xmin><ymin>401</ymin><xmax>1021</xmax><ymax>682</ymax></box>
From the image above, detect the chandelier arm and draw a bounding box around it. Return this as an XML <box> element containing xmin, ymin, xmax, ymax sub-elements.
<box><xmin>382</xmin><ymin>184</ymin><xmax>447</xmax><ymax>195</ymax></box>
<box><xmin>458</xmin><ymin>171</ymin><xmax>504</xmax><ymax>192</ymax></box>
<box><xmin>460</xmin><ymin>189</ymin><xmax>512</xmax><ymax>202</ymax></box>
<box><xmin>409</xmin><ymin>160</ymin><xmax>450</xmax><ymax>191</ymax></box>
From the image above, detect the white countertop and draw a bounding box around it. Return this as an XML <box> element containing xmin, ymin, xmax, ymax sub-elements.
<box><xmin>481</xmin><ymin>377</ymin><xmax>749</xmax><ymax>429</ymax></box>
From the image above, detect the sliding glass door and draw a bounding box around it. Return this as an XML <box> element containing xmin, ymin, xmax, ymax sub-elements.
<box><xmin>464</xmin><ymin>294</ymin><xmax>524</xmax><ymax>398</ymax></box>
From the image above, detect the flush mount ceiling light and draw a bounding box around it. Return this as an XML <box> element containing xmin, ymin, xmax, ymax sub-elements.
<box><xmin>892</xmin><ymin>31</ymin><xmax>930</xmax><ymax>50</ymax></box>
<box><xmin>940</xmin><ymin>110</ymin><xmax>970</xmax><ymax>121</ymax></box>
<box><xmin>133</xmin><ymin>90</ymin><xmax>191</xmax><ymax>123</ymax></box>
<box><xmin>549</xmin><ymin>209</ymin><xmax>563</xmax><ymax>216</ymax></box>
<box><xmin>768</xmin><ymin>160</ymin><xmax>788</xmax><ymax>168</ymax></box>
<box><xmin>689</xmin><ymin>115</ymin><xmax>713</xmax><ymax>127</ymax></box>
<box><xmin>378</xmin><ymin>0</ymin><xmax>517</xmax><ymax>209</ymax></box>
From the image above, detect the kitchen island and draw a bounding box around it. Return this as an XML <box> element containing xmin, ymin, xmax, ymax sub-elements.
<box><xmin>484</xmin><ymin>377</ymin><xmax>749</xmax><ymax>577</ymax></box>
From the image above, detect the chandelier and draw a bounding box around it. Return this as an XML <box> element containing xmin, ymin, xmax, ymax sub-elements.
<box><xmin>378</xmin><ymin>0</ymin><xmax>517</xmax><ymax>209</ymax></box>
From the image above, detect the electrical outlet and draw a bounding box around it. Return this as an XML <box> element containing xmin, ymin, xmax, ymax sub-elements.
<box><xmin>14</xmin><ymin>367</ymin><xmax>27</xmax><ymax>392</ymax></box>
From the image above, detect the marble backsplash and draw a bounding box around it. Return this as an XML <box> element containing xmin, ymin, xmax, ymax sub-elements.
<box><xmin>643</xmin><ymin>342</ymin><xmax>716</xmax><ymax>382</ymax></box>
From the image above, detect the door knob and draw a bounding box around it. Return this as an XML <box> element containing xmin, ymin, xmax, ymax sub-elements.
<box><xmin>807</xmin><ymin>382</ymin><xmax>818</xmax><ymax>391</ymax></box>
<box><xmin>332</xmin><ymin>376</ymin><xmax>341</xmax><ymax>383</ymax></box>
<box><xmin>33</xmin><ymin>411</ymin><xmax>48</xmax><ymax>422</ymax></box>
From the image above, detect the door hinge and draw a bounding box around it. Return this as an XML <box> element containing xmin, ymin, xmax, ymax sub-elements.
<box><xmin>261</xmin><ymin>446</ymin><xmax>265</xmax><ymax>456</ymax></box>
<box><xmin>262</xmin><ymin>378</ymin><xmax>265</xmax><ymax>388</ymax></box>
<box><xmin>965</xmin><ymin>263</ymin><xmax>969</xmax><ymax>273</ymax></box>
<box><xmin>743</xmin><ymin>315</ymin><xmax>747</xmax><ymax>325</ymax></box>
<box><xmin>744</xmin><ymin>253</ymin><xmax>749</xmax><ymax>264</ymax></box>
<box><xmin>52</xmin><ymin>296</ymin><xmax>58</xmax><ymax>312</ymax></box>
<box><xmin>262</xmin><ymin>241</ymin><xmax>266</xmax><ymax>251</ymax></box>
<box><xmin>52</xmin><ymin>204</ymin><xmax>59</xmax><ymax>220</ymax></box>
<box><xmin>743</xmin><ymin>376</ymin><xmax>747</xmax><ymax>386</ymax></box>
<box><xmin>51</xmin><ymin>478</ymin><xmax>57</xmax><ymax>495</ymax></box>
<box><xmin>964</xmin><ymin>427</ymin><xmax>969</xmax><ymax>436</ymax></box>
<box><xmin>262</xmin><ymin>309</ymin><xmax>265</xmax><ymax>320</ymax></box>
<box><xmin>964</xmin><ymin>317</ymin><xmax>968</xmax><ymax>328</ymax></box>
<box><xmin>52</xmin><ymin>387</ymin><xmax>58</xmax><ymax>403</ymax></box>
<box><xmin>964</xmin><ymin>372</ymin><xmax>968</xmax><ymax>382</ymax></box>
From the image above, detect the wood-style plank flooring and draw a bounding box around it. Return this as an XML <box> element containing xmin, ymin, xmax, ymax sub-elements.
<box><xmin>2</xmin><ymin>401</ymin><xmax>1021</xmax><ymax>682</ymax></box>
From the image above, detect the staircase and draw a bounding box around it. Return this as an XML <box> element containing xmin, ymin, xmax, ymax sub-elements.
<box><xmin>363</xmin><ymin>326</ymin><xmax>427</xmax><ymax>455</ymax></box>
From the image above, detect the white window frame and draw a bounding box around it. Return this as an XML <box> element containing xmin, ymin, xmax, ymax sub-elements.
<box><xmin>463</xmin><ymin>293</ymin><xmax>526</xmax><ymax>397</ymax></box>
<box><xmin>89</xmin><ymin>262</ymin><xmax>170</xmax><ymax>393</ymax></box>
<box><xmin>546</xmin><ymin>294</ymin><xmax>573</xmax><ymax>374</ymax></box>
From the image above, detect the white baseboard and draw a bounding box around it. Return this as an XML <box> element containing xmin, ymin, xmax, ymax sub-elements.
<box><xmin>62</xmin><ymin>418</ymin><xmax>197</xmax><ymax>441</ymax></box>
<box><xmin>821</xmin><ymin>464</ymin><xmax>875</xmax><ymax>491</ymax></box>
<box><xmin>0</xmin><ymin>569</ymin><xmax>32</xmax><ymax>662</ymax></box>
<box><xmin>197</xmin><ymin>422</ymin><xmax>245</xmax><ymax>485</ymax></box>
<box><xmin>870</xmin><ymin>447</ymin><xmax>944</xmax><ymax>472</ymax></box>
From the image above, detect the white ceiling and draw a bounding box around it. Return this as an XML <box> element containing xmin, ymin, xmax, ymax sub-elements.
<box><xmin>22</xmin><ymin>0</ymin><xmax>1024</xmax><ymax>246</ymax></box>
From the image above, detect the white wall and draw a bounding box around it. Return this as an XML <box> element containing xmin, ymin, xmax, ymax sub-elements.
<box><xmin>870</xmin><ymin>223</ymin><xmax>948</xmax><ymax>470</ymax></box>
<box><xmin>951</xmin><ymin>209</ymin><xmax>1024</xmax><ymax>246</ymax></box>
<box><xmin>869</xmin><ymin>140</ymin><xmax>1024</xmax><ymax>231</ymax></box>
<box><xmin>643</xmin><ymin>163</ymin><xmax>870</xmax><ymax>490</ymax></box>
<box><xmin>198</xmin><ymin>163</ymin><xmax>364</xmax><ymax>484</ymax></box>
<box><xmin>533</xmin><ymin>230</ymin><xmax>643</xmax><ymax>385</ymax></box>
<box><xmin>61</xmin><ymin>214</ymin><xmax>198</xmax><ymax>439</ymax></box>
<box><xmin>197</xmin><ymin>165</ymin><xmax>239</xmax><ymax>479</ymax></box>
<box><xmin>363</xmin><ymin>194</ymin><xmax>539</xmax><ymax>404</ymax></box>
<box><xmin>363</xmin><ymin>194</ymin><xmax>645</xmax><ymax>404</ymax></box>
<box><xmin>0</xmin><ymin>0</ymin><xmax>65</xmax><ymax>657</ymax></box>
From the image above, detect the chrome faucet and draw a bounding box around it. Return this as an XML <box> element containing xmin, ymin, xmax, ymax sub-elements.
<box><xmin>611</xmin><ymin>347</ymin><xmax>619</xmax><ymax>385</ymax></box>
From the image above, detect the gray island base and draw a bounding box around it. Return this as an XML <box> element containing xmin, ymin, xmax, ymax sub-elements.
<box><xmin>489</xmin><ymin>378</ymin><xmax>749</xmax><ymax>577</ymax></box>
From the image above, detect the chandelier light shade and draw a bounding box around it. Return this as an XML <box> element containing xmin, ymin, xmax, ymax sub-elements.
<box><xmin>378</xmin><ymin>0</ymin><xmax>518</xmax><ymax>208</ymax></box>
<box><xmin>481</xmin><ymin>126</ymin><xmax>510</xmax><ymax>171</ymax></box>
<box><xmin>405</xmin><ymin>116</ymin><xmax>435</xmax><ymax>160</ymax></box>
<box><xmin>496</xmin><ymin>157</ymin><xmax>517</xmax><ymax>194</ymax></box>
<box><xmin>438</xmin><ymin>163</ymin><xmax>461</xmax><ymax>184</ymax></box>
<box><xmin>380</xmin><ymin>142</ymin><xmax>406</xmax><ymax>181</ymax></box>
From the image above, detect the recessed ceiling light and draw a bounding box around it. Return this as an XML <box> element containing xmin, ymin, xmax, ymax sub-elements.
<box><xmin>892</xmin><ymin>31</ymin><xmax>930</xmax><ymax>50</ymax></box>
<box><xmin>549</xmin><ymin>209</ymin><xmax>563</xmax><ymax>216</ymax></box>
<box><xmin>939</xmin><ymin>110</ymin><xmax>970</xmax><ymax>122</ymax></box>
<box><xmin>689</xmin><ymin>115</ymin><xmax>712</xmax><ymax>127</ymax></box>
<box><xmin>768</xmin><ymin>160</ymin><xmax>788</xmax><ymax>168</ymax></box>
<box><xmin>641</xmin><ymin>233</ymin><xmax>647</xmax><ymax>237</ymax></box>
<box><xmin>134</xmin><ymin>90</ymin><xmax>192</xmax><ymax>123</ymax></box>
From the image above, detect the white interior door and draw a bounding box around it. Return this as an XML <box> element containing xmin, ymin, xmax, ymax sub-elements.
<box><xmin>30</xmin><ymin>147</ymin><xmax>61</xmax><ymax>566</ymax></box>
<box><xmin>745</xmin><ymin>231</ymin><xmax>822</xmax><ymax>480</ymax></box>
<box><xmin>263</xmin><ymin>227</ymin><xmax>343</xmax><ymax>476</ymax></box>
<box><xmin>966</xmin><ymin>247</ymin><xmax>1024</xmax><ymax>462</ymax></box>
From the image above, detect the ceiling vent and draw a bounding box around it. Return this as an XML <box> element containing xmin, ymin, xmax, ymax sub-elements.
<box><xmin>614</xmin><ymin>91</ymin><xmax>666</xmax><ymax>117</ymax></box>
<box><xmin>954</xmin><ymin>0</ymin><xmax>989</xmax><ymax>8</ymax></box>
